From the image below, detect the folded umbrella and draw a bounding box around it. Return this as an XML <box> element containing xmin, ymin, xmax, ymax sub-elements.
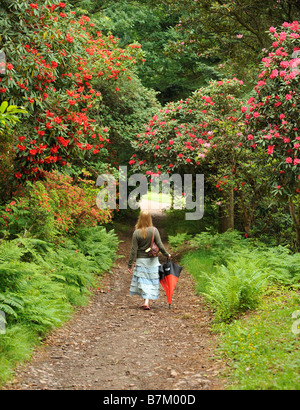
<box><xmin>159</xmin><ymin>259</ymin><xmax>183</xmax><ymax>308</ymax></box>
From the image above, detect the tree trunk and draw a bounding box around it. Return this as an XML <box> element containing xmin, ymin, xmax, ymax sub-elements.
<box><xmin>239</xmin><ymin>194</ymin><xmax>254</xmax><ymax>235</ymax></box>
<box><xmin>218</xmin><ymin>187</ymin><xmax>235</xmax><ymax>233</ymax></box>
<box><xmin>288</xmin><ymin>198</ymin><xmax>300</xmax><ymax>251</ymax></box>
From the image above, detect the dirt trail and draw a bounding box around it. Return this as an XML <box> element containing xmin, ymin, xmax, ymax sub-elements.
<box><xmin>3</xmin><ymin>203</ymin><xmax>226</xmax><ymax>390</ymax></box>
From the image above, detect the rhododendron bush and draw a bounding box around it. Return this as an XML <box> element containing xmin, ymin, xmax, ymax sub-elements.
<box><xmin>130</xmin><ymin>78</ymin><xmax>245</xmax><ymax>175</ymax></box>
<box><xmin>245</xmin><ymin>21</ymin><xmax>300</xmax><ymax>194</ymax></box>
<box><xmin>244</xmin><ymin>21</ymin><xmax>300</xmax><ymax>246</ymax></box>
<box><xmin>0</xmin><ymin>0</ymin><xmax>143</xmax><ymax>183</ymax></box>
<box><xmin>129</xmin><ymin>78</ymin><xmax>257</xmax><ymax>232</ymax></box>
<box><xmin>0</xmin><ymin>171</ymin><xmax>113</xmax><ymax>239</ymax></box>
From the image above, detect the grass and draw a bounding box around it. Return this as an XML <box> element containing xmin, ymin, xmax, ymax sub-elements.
<box><xmin>216</xmin><ymin>289</ymin><xmax>300</xmax><ymax>390</ymax></box>
<box><xmin>180</xmin><ymin>250</ymin><xmax>215</xmax><ymax>294</ymax></box>
<box><xmin>0</xmin><ymin>325</ymin><xmax>38</xmax><ymax>383</ymax></box>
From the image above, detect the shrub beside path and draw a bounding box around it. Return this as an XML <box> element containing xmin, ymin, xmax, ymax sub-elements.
<box><xmin>3</xmin><ymin>202</ymin><xmax>226</xmax><ymax>390</ymax></box>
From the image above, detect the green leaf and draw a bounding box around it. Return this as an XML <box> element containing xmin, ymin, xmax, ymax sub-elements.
<box><xmin>0</xmin><ymin>101</ymin><xmax>8</xmax><ymax>114</ymax></box>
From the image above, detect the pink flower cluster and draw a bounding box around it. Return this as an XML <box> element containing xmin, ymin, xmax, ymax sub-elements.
<box><xmin>244</xmin><ymin>21</ymin><xmax>300</xmax><ymax>193</ymax></box>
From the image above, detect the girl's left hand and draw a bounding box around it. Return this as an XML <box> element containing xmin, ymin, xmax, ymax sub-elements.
<box><xmin>128</xmin><ymin>268</ymin><xmax>133</xmax><ymax>274</ymax></box>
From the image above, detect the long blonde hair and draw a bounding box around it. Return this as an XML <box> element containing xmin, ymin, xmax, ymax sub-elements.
<box><xmin>135</xmin><ymin>211</ymin><xmax>153</xmax><ymax>239</ymax></box>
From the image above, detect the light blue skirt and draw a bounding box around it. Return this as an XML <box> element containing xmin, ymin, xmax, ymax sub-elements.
<box><xmin>129</xmin><ymin>258</ymin><xmax>160</xmax><ymax>300</ymax></box>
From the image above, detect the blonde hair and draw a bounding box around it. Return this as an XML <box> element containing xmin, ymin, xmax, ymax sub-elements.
<box><xmin>135</xmin><ymin>211</ymin><xmax>153</xmax><ymax>239</ymax></box>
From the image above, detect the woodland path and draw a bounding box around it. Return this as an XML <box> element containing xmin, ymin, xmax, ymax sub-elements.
<box><xmin>3</xmin><ymin>201</ymin><xmax>226</xmax><ymax>390</ymax></box>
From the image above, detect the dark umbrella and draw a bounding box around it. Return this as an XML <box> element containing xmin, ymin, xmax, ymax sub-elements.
<box><xmin>159</xmin><ymin>259</ymin><xmax>183</xmax><ymax>308</ymax></box>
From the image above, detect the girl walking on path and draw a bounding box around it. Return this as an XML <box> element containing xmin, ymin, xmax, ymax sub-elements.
<box><xmin>128</xmin><ymin>211</ymin><xmax>171</xmax><ymax>310</ymax></box>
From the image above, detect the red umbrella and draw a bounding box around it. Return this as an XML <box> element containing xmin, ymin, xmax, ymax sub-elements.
<box><xmin>159</xmin><ymin>260</ymin><xmax>182</xmax><ymax>308</ymax></box>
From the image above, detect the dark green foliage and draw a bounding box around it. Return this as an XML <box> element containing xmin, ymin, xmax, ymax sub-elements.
<box><xmin>138</xmin><ymin>0</ymin><xmax>300</xmax><ymax>84</ymax></box>
<box><xmin>78</xmin><ymin>0</ymin><xmax>221</xmax><ymax>103</ymax></box>
<box><xmin>94</xmin><ymin>74</ymin><xmax>161</xmax><ymax>165</ymax></box>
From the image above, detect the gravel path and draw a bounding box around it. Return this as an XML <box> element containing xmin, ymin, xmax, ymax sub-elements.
<box><xmin>3</xmin><ymin>204</ymin><xmax>226</xmax><ymax>390</ymax></box>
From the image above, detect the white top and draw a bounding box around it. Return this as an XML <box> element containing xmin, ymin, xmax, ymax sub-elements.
<box><xmin>135</xmin><ymin>257</ymin><xmax>160</xmax><ymax>268</ymax></box>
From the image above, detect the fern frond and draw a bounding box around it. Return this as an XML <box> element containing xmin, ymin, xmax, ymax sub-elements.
<box><xmin>0</xmin><ymin>292</ymin><xmax>24</xmax><ymax>318</ymax></box>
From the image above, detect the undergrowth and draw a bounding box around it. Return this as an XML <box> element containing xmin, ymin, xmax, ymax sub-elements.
<box><xmin>172</xmin><ymin>229</ymin><xmax>300</xmax><ymax>322</ymax></box>
<box><xmin>0</xmin><ymin>226</ymin><xmax>118</xmax><ymax>385</ymax></box>
<box><xmin>170</xmin><ymin>229</ymin><xmax>300</xmax><ymax>389</ymax></box>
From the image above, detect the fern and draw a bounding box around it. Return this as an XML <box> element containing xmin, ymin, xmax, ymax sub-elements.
<box><xmin>191</xmin><ymin>229</ymin><xmax>247</xmax><ymax>252</ymax></box>
<box><xmin>12</xmin><ymin>236</ymin><xmax>53</xmax><ymax>264</ymax></box>
<box><xmin>0</xmin><ymin>293</ymin><xmax>24</xmax><ymax>318</ymax></box>
<box><xmin>168</xmin><ymin>233</ymin><xmax>192</xmax><ymax>249</ymax></box>
<box><xmin>72</xmin><ymin>226</ymin><xmax>118</xmax><ymax>272</ymax></box>
<box><xmin>0</xmin><ymin>224</ymin><xmax>119</xmax><ymax>385</ymax></box>
<box><xmin>0</xmin><ymin>241</ymin><xmax>26</xmax><ymax>262</ymax></box>
<box><xmin>227</xmin><ymin>245</ymin><xmax>300</xmax><ymax>285</ymax></box>
<box><xmin>201</xmin><ymin>260</ymin><xmax>269</xmax><ymax>322</ymax></box>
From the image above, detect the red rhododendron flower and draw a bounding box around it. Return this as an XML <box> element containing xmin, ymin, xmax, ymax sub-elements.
<box><xmin>1</xmin><ymin>1</ymin><xmax>145</xmax><ymax>183</ymax></box>
<box><xmin>66</xmin><ymin>34</ymin><xmax>74</xmax><ymax>43</ymax></box>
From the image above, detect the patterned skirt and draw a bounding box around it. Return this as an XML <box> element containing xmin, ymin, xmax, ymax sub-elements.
<box><xmin>129</xmin><ymin>258</ymin><xmax>160</xmax><ymax>300</ymax></box>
